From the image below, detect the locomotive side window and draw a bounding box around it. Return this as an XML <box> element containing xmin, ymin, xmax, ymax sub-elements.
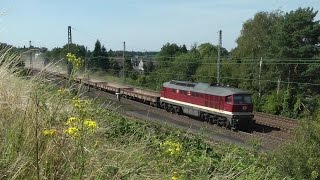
<box><xmin>226</xmin><ymin>96</ymin><xmax>232</xmax><ymax>104</ymax></box>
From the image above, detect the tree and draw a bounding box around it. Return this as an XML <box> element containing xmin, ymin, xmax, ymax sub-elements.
<box><xmin>233</xmin><ymin>11</ymin><xmax>282</xmax><ymax>58</ymax></box>
<box><xmin>274</xmin><ymin>8</ymin><xmax>320</xmax><ymax>58</ymax></box>
<box><xmin>109</xmin><ymin>59</ymin><xmax>120</xmax><ymax>76</ymax></box>
<box><xmin>91</xmin><ymin>40</ymin><xmax>109</xmax><ymax>71</ymax></box>
<box><xmin>198</xmin><ymin>43</ymin><xmax>228</xmax><ymax>60</ymax></box>
<box><xmin>181</xmin><ymin>44</ymin><xmax>188</xmax><ymax>53</ymax></box>
<box><xmin>92</xmin><ymin>40</ymin><xmax>102</xmax><ymax>70</ymax></box>
<box><xmin>123</xmin><ymin>58</ymin><xmax>133</xmax><ymax>78</ymax></box>
<box><xmin>173</xmin><ymin>52</ymin><xmax>200</xmax><ymax>81</ymax></box>
<box><xmin>157</xmin><ymin>43</ymin><xmax>186</xmax><ymax>67</ymax></box>
<box><xmin>273</xmin><ymin>8</ymin><xmax>320</xmax><ymax>85</ymax></box>
<box><xmin>101</xmin><ymin>45</ymin><xmax>109</xmax><ymax>70</ymax></box>
<box><xmin>271</xmin><ymin>8</ymin><xmax>320</xmax><ymax>115</ymax></box>
<box><xmin>143</xmin><ymin>61</ymin><xmax>154</xmax><ymax>75</ymax></box>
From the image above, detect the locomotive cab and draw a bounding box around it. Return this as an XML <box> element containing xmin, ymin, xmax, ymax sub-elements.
<box><xmin>226</xmin><ymin>94</ymin><xmax>254</xmax><ymax>130</ymax></box>
<box><xmin>231</xmin><ymin>94</ymin><xmax>253</xmax><ymax>112</ymax></box>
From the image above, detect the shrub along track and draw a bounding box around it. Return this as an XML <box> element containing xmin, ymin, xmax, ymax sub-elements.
<box><xmin>34</xmin><ymin>69</ymin><xmax>295</xmax><ymax>150</ymax></box>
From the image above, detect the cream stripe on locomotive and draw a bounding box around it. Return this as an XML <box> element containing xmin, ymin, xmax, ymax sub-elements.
<box><xmin>160</xmin><ymin>97</ymin><xmax>253</xmax><ymax>116</ymax></box>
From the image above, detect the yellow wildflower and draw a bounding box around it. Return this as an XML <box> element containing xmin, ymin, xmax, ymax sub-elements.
<box><xmin>72</xmin><ymin>97</ymin><xmax>82</xmax><ymax>109</ymax></box>
<box><xmin>58</xmin><ymin>88</ymin><xmax>69</xmax><ymax>95</ymax></box>
<box><xmin>171</xmin><ymin>172</ymin><xmax>179</xmax><ymax>180</ymax></box>
<box><xmin>72</xmin><ymin>97</ymin><xmax>89</xmax><ymax>110</ymax></box>
<box><xmin>84</xmin><ymin>119</ymin><xmax>98</xmax><ymax>132</ymax></box>
<box><xmin>66</xmin><ymin>116</ymin><xmax>80</xmax><ymax>125</ymax></box>
<box><xmin>65</xmin><ymin>127</ymin><xmax>79</xmax><ymax>136</ymax></box>
<box><xmin>43</xmin><ymin>129</ymin><xmax>57</xmax><ymax>136</ymax></box>
<box><xmin>160</xmin><ymin>140</ymin><xmax>182</xmax><ymax>156</ymax></box>
<box><xmin>66</xmin><ymin>53</ymin><xmax>84</xmax><ymax>69</ymax></box>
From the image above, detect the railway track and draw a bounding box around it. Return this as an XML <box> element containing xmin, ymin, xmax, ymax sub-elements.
<box><xmin>30</xmin><ymin>67</ymin><xmax>296</xmax><ymax>150</ymax></box>
<box><xmin>254</xmin><ymin>112</ymin><xmax>298</xmax><ymax>133</ymax></box>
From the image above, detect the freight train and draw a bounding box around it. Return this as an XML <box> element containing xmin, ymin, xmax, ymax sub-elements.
<box><xmin>36</xmin><ymin>69</ymin><xmax>254</xmax><ymax>130</ymax></box>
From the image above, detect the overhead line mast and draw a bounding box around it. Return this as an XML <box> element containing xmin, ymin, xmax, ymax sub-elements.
<box><xmin>29</xmin><ymin>41</ymin><xmax>32</xmax><ymax>70</ymax></box>
<box><xmin>217</xmin><ymin>30</ymin><xmax>222</xmax><ymax>84</ymax></box>
<box><xmin>67</xmin><ymin>26</ymin><xmax>72</xmax><ymax>76</ymax></box>
<box><xmin>123</xmin><ymin>41</ymin><xmax>126</xmax><ymax>79</ymax></box>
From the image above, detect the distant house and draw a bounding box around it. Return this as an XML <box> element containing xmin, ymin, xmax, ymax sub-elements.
<box><xmin>110</xmin><ymin>56</ymin><xmax>156</xmax><ymax>74</ymax></box>
<box><xmin>131</xmin><ymin>56</ymin><xmax>144</xmax><ymax>72</ymax></box>
<box><xmin>137</xmin><ymin>59</ymin><xmax>144</xmax><ymax>71</ymax></box>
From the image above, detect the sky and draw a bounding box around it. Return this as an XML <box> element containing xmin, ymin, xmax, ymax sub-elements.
<box><xmin>0</xmin><ymin>0</ymin><xmax>319</xmax><ymax>52</ymax></box>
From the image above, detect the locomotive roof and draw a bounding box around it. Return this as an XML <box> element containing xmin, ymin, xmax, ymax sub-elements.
<box><xmin>163</xmin><ymin>80</ymin><xmax>250</xmax><ymax>96</ymax></box>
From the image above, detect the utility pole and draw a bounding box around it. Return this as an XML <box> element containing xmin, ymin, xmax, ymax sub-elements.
<box><xmin>85</xmin><ymin>47</ymin><xmax>90</xmax><ymax>92</ymax></box>
<box><xmin>123</xmin><ymin>41</ymin><xmax>126</xmax><ymax>79</ymax></box>
<box><xmin>67</xmin><ymin>26</ymin><xmax>72</xmax><ymax>76</ymax></box>
<box><xmin>217</xmin><ymin>30</ymin><xmax>222</xmax><ymax>84</ymax></box>
<box><xmin>258</xmin><ymin>57</ymin><xmax>263</xmax><ymax>97</ymax></box>
<box><xmin>29</xmin><ymin>41</ymin><xmax>32</xmax><ymax>70</ymax></box>
<box><xmin>277</xmin><ymin>78</ymin><xmax>281</xmax><ymax>94</ymax></box>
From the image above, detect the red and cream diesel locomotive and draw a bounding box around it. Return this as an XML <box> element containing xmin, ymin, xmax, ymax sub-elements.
<box><xmin>160</xmin><ymin>80</ymin><xmax>254</xmax><ymax>130</ymax></box>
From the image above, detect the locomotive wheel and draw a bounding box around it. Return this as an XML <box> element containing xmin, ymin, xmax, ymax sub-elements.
<box><xmin>200</xmin><ymin>114</ymin><xmax>205</xmax><ymax>122</ymax></box>
<box><xmin>231</xmin><ymin>126</ymin><xmax>238</xmax><ymax>131</ymax></box>
<box><xmin>205</xmin><ymin>116</ymin><xmax>211</xmax><ymax>123</ymax></box>
<box><xmin>226</xmin><ymin>122</ymin><xmax>231</xmax><ymax>130</ymax></box>
<box><xmin>175</xmin><ymin>107</ymin><xmax>181</xmax><ymax>115</ymax></box>
<box><xmin>200</xmin><ymin>113</ymin><xmax>207</xmax><ymax>122</ymax></box>
<box><xmin>169</xmin><ymin>106</ymin><xmax>175</xmax><ymax>113</ymax></box>
<box><xmin>166</xmin><ymin>107</ymin><xmax>171</xmax><ymax>112</ymax></box>
<box><xmin>210</xmin><ymin>116</ymin><xmax>217</xmax><ymax>124</ymax></box>
<box><xmin>161</xmin><ymin>103</ymin><xmax>166</xmax><ymax>109</ymax></box>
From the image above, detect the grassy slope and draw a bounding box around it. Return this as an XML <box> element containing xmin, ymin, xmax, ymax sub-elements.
<box><xmin>0</xmin><ymin>53</ymin><xmax>285</xmax><ymax>179</ymax></box>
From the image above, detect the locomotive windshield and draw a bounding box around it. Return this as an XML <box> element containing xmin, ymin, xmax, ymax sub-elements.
<box><xmin>233</xmin><ymin>95</ymin><xmax>252</xmax><ymax>104</ymax></box>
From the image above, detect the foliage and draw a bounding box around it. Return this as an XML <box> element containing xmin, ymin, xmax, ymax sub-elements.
<box><xmin>230</xmin><ymin>7</ymin><xmax>320</xmax><ymax>117</ymax></box>
<box><xmin>123</xmin><ymin>57</ymin><xmax>135</xmax><ymax>79</ymax></box>
<box><xmin>273</xmin><ymin>115</ymin><xmax>320</xmax><ymax>179</ymax></box>
<box><xmin>233</xmin><ymin>11</ymin><xmax>282</xmax><ymax>58</ymax></box>
<box><xmin>143</xmin><ymin>60</ymin><xmax>154</xmax><ymax>75</ymax></box>
<box><xmin>91</xmin><ymin>40</ymin><xmax>109</xmax><ymax>71</ymax></box>
<box><xmin>109</xmin><ymin>58</ymin><xmax>121</xmax><ymax>76</ymax></box>
<box><xmin>274</xmin><ymin>7</ymin><xmax>320</xmax><ymax>59</ymax></box>
<box><xmin>262</xmin><ymin>91</ymin><xmax>283</xmax><ymax>114</ymax></box>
